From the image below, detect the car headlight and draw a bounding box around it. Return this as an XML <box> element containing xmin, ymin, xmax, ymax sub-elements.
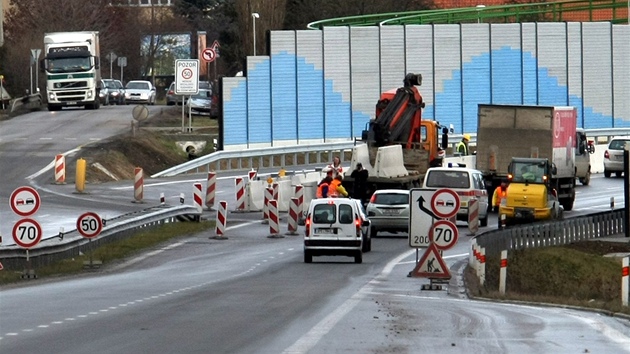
<box><xmin>124</xmin><ymin>92</ymin><xmax>130</xmax><ymax>98</ymax></box>
<box><xmin>111</xmin><ymin>91</ymin><xmax>119</xmax><ymax>96</ymax></box>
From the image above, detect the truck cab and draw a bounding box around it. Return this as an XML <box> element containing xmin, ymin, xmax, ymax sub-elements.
<box><xmin>499</xmin><ymin>157</ymin><xmax>563</xmax><ymax>226</ymax></box>
<box><xmin>575</xmin><ymin>129</ymin><xmax>595</xmax><ymax>185</ymax></box>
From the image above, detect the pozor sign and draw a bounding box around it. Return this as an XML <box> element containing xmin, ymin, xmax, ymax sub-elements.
<box><xmin>174</xmin><ymin>59</ymin><xmax>199</xmax><ymax>95</ymax></box>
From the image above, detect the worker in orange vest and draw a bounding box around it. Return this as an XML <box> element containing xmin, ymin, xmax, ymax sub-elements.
<box><xmin>328</xmin><ymin>175</ymin><xmax>348</xmax><ymax>198</ymax></box>
<box><xmin>492</xmin><ymin>180</ymin><xmax>508</xmax><ymax>212</ymax></box>
<box><xmin>316</xmin><ymin>176</ymin><xmax>333</xmax><ymax>198</ymax></box>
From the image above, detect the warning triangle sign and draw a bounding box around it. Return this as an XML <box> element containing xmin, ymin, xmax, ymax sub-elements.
<box><xmin>410</xmin><ymin>243</ymin><xmax>451</xmax><ymax>279</ymax></box>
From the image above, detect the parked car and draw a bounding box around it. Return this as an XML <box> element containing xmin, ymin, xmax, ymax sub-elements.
<box><xmin>186</xmin><ymin>88</ymin><xmax>213</xmax><ymax>116</ymax></box>
<box><xmin>97</xmin><ymin>80</ymin><xmax>110</xmax><ymax>106</ymax></box>
<box><xmin>366</xmin><ymin>189</ymin><xmax>410</xmax><ymax>237</ymax></box>
<box><xmin>103</xmin><ymin>79</ymin><xmax>125</xmax><ymax>105</ymax></box>
<box><xmin>423</xmin><ymin>166</ymin><xmax>489</xmax><ymax>226</ymax></box>
<box><xmin>303</xmin><ymin>198</ymin><xmax>369</xmax><ymax>263</ymax></box>
<box><xmin>125</xmin><ymin>80</ymin><xmax>156</xmax><ymax>105</ymax></box>
<box><xmin>166</xmin><ymin>81</ymin><xmax>213</xmax><ymax>106</ymax></box>
<box><xmin>603</xmin><ymin>136</ymin><xmax>630</xmax><ymax>177</ymax></box>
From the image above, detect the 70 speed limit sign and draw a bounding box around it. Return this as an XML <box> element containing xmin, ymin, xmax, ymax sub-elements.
<box><xmin>429</xmin><ymin>220</ymin><xmax>459</xmax><ymax>250</ymax></box>
<box><xmin>12</xmin><ymin>218</ymin><xmax>42</xmax><ymax>249</ymax></box>
<box><xmin>77</xmin><ymin>212</ymin><xmax>103</xmax><ymax>239</ymax></box>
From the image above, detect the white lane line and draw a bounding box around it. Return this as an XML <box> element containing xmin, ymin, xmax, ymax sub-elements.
<box><xmin>282</xmin><ymin>249</ymin><xmax>415</xmax><ymax>354</ymax></box>
<box><xmin>26</xmin><ymin>147</ymin><xmax>81</xmax><ymax>180</ymax></box>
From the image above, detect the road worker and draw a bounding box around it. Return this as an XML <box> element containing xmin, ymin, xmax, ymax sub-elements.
<box><xmin>329</xmin><ymin>175</ymin><xmax>348</xmax><ymax>198</ymax></box>
<box><xmin>492</xmin><ymin>180</ymin><xmax>508</xmax><ymax>212</ymax></box>
<box><xmin>456</xmin><ymin>134</ymin><xmax>470</xmax><ymax>156</ymax></box>
<box><xmin>316</xmin><ymin>176</ymin><xmax>333</xmax><ymax>198</ymax></box>
<box><xmin>323</xmin><ymin>156</ymin><xmax>344</xmax><ymax>178</ymax></box>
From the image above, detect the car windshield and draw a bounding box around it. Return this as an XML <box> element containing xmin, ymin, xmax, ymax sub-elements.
<box><xmin>373</xmin><ymin>193</ymin><xmax>408</xmax><ymax>205</ymax></box>
<box><xmin>127</xmin><ymin>82</ymin><xmax>150</xmax><ymax>90</ymax></box>
<box><xmin>609</xmin><ymin>139</ymin><xmax>630</xmax><ymax>150</ymax></box>
<box><xmin>425</xmin><ymin>171</ymin><xmax>470</xmax><ymax>189</ymax></box>
<box><xmin>191</xmin><ymin>89</ymin><xmax>211</xmax><ymax>99</ymax></box>
<box><xmin>104</xmin><ymin>81</ymin><xmax>117</xmax><ymax>89</ymax></box>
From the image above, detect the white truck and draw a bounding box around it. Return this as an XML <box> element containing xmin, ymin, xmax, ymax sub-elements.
<box><xmin>41</xmin><ymin>31</ymin><xmax>101</xmax><ymax>111</ymax></box>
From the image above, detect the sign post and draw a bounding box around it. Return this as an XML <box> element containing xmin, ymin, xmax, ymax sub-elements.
<box><xmin>77</xmin><ymin>212</ymin><xmax>104</xmax><ymax>268</ymax></box>
<box><xmin>175</xmin><ymin>59</ymin><xmax>200</xmax><ymax>133</ymax></box>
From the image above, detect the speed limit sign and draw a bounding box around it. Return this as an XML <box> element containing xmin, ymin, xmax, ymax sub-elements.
<box><xmin>12</xmin><ymin>218</ymin><xmax>42</xmax><ymax>249</ymax></box>
<box><xmin>429</xmin><ymin>220</ymin><xmax>459</xmax><ymax>250</ymax></box>
<box><xmin>77</xmin><ymin>212</ymin><xmax>103</xmax><ymax>239</ymax></box>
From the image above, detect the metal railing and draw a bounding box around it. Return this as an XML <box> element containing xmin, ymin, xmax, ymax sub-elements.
<box><xmin>0</xmin><ymin>205</ymin><xmax>201</xmax><ymax>271</ymax></box>
<box><xmin>475</xmin><ymin>209</ymin><xmax>625</xmax><ymax>258</ymax></box>
<box><xmin>307</xmin><ymin>0</ymin><xmax>629</xmax><ymax>29</ymax></box>
<box><xmin>152</xmin><ymin>128</ymin><xmax>630</xmax><ymax>178</ymax></box>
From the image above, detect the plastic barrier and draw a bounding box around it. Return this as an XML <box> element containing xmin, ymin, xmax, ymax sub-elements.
<box><xmin>206</xmin><ymin>172</ymin><xmax>216</xmax><ymax>209</ymax></box>
<box><xmin>373</xmin><ymin>145</ymin><xmax>408</xmax><ymax>178</ymax></box>
<box><xmin>214</xmin><ymin>200</ymin><xmax>228</xmax><ymax>239</ymax></box>
<box><xmin>262</xmin><ymin>187</ymin><xmax>273</xmax><ymax>224</ymax></box>
<box><xmin>287</xmin><ymin>197</ymin><xmax>299</xmax><ymax>236</ymax></box>
<box><xmin>276</xmin><ymin>180</ymin><xmax>293</xmax><ymax>212</ymax></box>
<box><xmin>54</xmin><ymin>154</ymin><xmax>66</xmax><ymax>184</ymax></box>
<box><xmin>248</xmin><ymin>169</ymin><xmax>257</xmax><ymax>182</ymax></box>
<box><xmin>468</xmin><ymin>198</ymin><xmax>479</xmax><ymax>235</ymax></box>
<box><xmin>349</xmin><ymin>144</ymin><xmax>374</xmax><ymax>175</ymax></box>
<box><xmin>267</xmin><ymin>200</ymin><xmax>282</xmax><ymax>238</ymax></box>
<box><xmin>134</xmin><ymin>167</ymin><xmax>144</xmax><ymax>202</ymax></box>
<box><xmin>193</xmin><ymin>183</ymin><xmax>203</xmax><ymax>213</ymax></box>
<box><xmin>247</xmin><ymin>179</ymin><xmax>266</xmax><ymax>211</ymax></box>
<box><xmin>301</xmin><ymin>181</ymin><xmax>318</xmax><ymax>209</ymax></box>
<box><xmin>234</xmin><ymin>177</ymin><xmax>246</xmax><ymax>211</ymax></box>
<box><xmin>294</xmin><ymin>184</ymin><xmax>304</xmax><ymax>211</ymax></box>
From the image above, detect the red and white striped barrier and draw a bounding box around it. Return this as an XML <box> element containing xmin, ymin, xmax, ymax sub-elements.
<box><xmin>54</xmin><ymin>154</ymin><xmax>66</xmax><ymax>184</ymax></box>
<box><xmin>235</xmin><ymin>177</ymin><xmax>246</xmax><ymax>211</ymax></box>
<box><xmin>160</xmin><ymin>192</ymin><xmax>165</xmax><ymax>205</ymax></box>
<box><xmin>468</xmin><ymin>198</ymin><xmax>479</xmax><ymax>235</ymax></box>
<box><xmin>267</xmin><ymin>200</ymin><xmax>282</xmax><ymax>238</ymax></box>
<box><xmin>134</xmin><ymin>167</ymin><xmax>143</xmax><ymax>203</ymax></box>
<box><xmin>206</xmin><ymin>172</ymin><xmax>216</xmax><ymax>209</ymax></box>
<box><xmin>287</xmin><ymin>197</ymin><xmax>299</xmax><ymax>236</ymax></box>
<box><xmin>248</xmin><ymin>169</ymin><xmax>257</xmax><ymax>182</ymax></box>
<box><xmin>499</xmin><ymin>250</ymin><xmax>508</xmax><ymax>295</ymax></box>
<box><xmin>214</xmin><ymin>200</ymin><xmax>228</xmax><ymax>239</ymax></box>
<box><xmin>294</xmin><ymin>184</ymin><xmax>304</xmax><ymax>209</ymax></box>
<box><xmin>193</xmin><ymin>183</ymin><xmax>203</xmax><ymax>213</ymax></box>
<box><xmin>272</xmin><ymin>182</ymin><xmax>279</xmax><ymax>202</ymax></box>
<box><xmin>623</xmin><ymin>256</ymin><xmax>629</xmax><ymax>307</ymax></box>
<box><xmin>262</xmin><ymin>187</ymin><xmax>273</xmax><ymax>224</ymax></box>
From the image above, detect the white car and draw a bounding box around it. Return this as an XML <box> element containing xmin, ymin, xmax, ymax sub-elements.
<box><xmin>125</xmin><ymin>80</ymin><xmax>156</xmax><ymax>105</ymax></box>
<box><xmin>304</xmin><ymin>198</ymin><xmax>369</xmax><ymax>263</ymax></box>
<box><xmin>423</xmin><ymin>166</ymin><xmax>489</xmax><ymax>227</ymax></box>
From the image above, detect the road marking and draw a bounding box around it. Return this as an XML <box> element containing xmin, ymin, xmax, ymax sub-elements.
<box><xmin>282</xmin><ymin>249</ymin><xmax>416</xmax><ymax>354</ymax></box>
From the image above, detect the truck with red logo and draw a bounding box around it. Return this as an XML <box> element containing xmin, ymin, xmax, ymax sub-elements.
<box><xmin>475</xmin><ymin>104</ymin><xmax>578</xmax><ymax>225</ymax></box>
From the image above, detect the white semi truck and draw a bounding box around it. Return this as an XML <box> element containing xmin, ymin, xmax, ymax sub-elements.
<box><xmin>41</xmin><ymin>31</ymin><xmax>101</xmax><ymax>111</ymax></box>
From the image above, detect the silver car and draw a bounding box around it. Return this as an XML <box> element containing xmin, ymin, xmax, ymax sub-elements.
<box><xmin>366</xmin><ymin>189</ymin><xmax>410</xmax><ymax>237</ymax></box>
<box><xmin>603</xmin><ymin>137</ymin><xmax>630</xmax><ymax>177</ymax></box>
<box><xmin>125</xmin><ymin>80</ymin><xmax>156</xmax><ymax>105</ymax></box>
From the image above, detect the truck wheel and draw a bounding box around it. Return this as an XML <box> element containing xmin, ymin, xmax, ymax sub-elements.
<box><xmin>354</xmin><ymin>252</ymin><xmax>363</xmax><ymax>264</ymax></box>
<box><xmin>580</xmin><ymin>170</ymin><xmax>591</xmax><ymax>186</ymax></box>
<box><xmin>604</xmin><ymin>170</ymin><xmax>611</xmax><ymax>178</ymax></box>
<box><xmin>616</xmin><ymin>171</ymin><xmax>623</xmax><ymax>178</ymax></box>
<box><xmin>561</xmin><ymin>197</ymin><xmax>574</xmax><ymax>211</ymax></box>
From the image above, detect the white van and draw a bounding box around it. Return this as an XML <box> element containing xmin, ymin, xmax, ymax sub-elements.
<box><xmin>304</xmin><ymin>198</ymin><xmax>369</xmax><ymax>263</ymax></box>
<box><xmin>423</xmin><ymin>166</ymin><xmax>489</xmax><ymax>226</ymax></box>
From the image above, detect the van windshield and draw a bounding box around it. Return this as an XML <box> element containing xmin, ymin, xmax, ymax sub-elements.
<box><xmin>425</xmin><ymin>171</ymin><xmax>470</xmax><ymax>189</ymax></box>
<box><xmin>313</xmin><ymin>204</ymin><xmax>336</xmax><ymax>223</ymax></box>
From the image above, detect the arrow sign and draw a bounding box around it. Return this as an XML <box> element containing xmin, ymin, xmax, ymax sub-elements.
<box><xmin>417</xmin><ymin>195</ymin><xmax>437</xmax><ymax>219</ymax></box>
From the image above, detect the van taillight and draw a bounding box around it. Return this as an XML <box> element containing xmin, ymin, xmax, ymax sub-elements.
<box><xmin>305</xmin><ymin>217</ymin><xmax>311</xmax><ymax>236</ymax></box>
<box><xmin>355</xmin><ymin>218</ymin><xmax>361</xmax><ymax>236</ymax></box>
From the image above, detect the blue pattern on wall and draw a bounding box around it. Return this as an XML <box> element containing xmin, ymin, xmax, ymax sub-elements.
<box><xmin>224</xmin><ymin>47</ymin><xmax>617</xmax><ymax>147</ymax></box>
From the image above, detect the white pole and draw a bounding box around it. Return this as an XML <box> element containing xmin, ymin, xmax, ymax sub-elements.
<box><xmin>252</xmin><ymin>13</ymin><xmax>259</xmax><ymax>56</ymax></box>
<box><xmin>480</xmin><ymin>247</ymin><xmax>486</xmax><ymax>286</ymax></box>
<box><xmin>110</xmin><ymin>52</ymin><xmax>113</xmax><ymax>79</ymax></box>
<box><xmin>499</xmin><ymin>250</ymin><xmax>507</xmax><ymax>295</ymax></box>
<box><xmin>623</xmin><ymin>256</ymin><xmax>629</xmax><ymax>307</ymax></box>
<box><xmin>29</xmin><ymin>64</ymin><xmax>33</xmax><ymax>95</ymax></box>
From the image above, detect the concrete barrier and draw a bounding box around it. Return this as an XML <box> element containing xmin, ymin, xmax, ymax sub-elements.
<box><xmin>277</xmin><ymin>179</ymin><xmax>293</xmax><ymax>212</ymax></box>
<box><xmin>374</xmin><ymin>145</ymin><xmax>408</xmax><ymax>178</ymax></box>
<box><xmin>247</xmin><ymin>179</ymin><xmax>266</xmax><ymax>211</ymax></box>
<box><xmin>349</xmin><ymin>144</ymin><xmax>374</xmax><ymax>175</ymax></box>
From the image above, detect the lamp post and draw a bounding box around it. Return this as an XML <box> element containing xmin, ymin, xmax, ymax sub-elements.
<box><xmin>476</xmin><ymin>5</ymin><xmax>486</xmax><ymax>24</ymax></box>
<box><xmin>252</xmin><ymin>12</ymin><xmax>260</xmax><ymax>56</ymax></box>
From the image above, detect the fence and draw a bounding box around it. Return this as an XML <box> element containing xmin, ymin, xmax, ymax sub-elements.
<box><xmin>475</xmin><ymin>209</ymin><xmax>625</xmax><ymax>259</ymax></box>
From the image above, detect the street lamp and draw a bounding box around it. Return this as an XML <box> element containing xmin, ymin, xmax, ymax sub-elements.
<box><xmin>476</xmin><ymin>5</ymin><xmax>486</xmax><ymax>24</ymax></box>
<box><xmin>252</xmin><ymin>12</ymin><xmax>260</xmax><ymax>56</ymax></box>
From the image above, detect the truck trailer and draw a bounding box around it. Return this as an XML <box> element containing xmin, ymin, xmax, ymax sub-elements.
<box><xmin>41</xmin><ymin>31</ymin><xmax>101</xmax><ymax>111</ymax></box>
<box><xmin>476</xmin><ymin>104</ymin><xmax>578</xmax><ymax>222</ymax></box>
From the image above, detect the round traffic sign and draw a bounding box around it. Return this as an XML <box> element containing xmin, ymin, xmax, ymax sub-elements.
<box><xmin>202</xmin><ymin>48</ymin><xmax>216</xmax><ymax>62</ymax></box>
<box><xmin>10</xmin><ymin>186</ymin><xmax>41</xmax><ymax>217</ymax></box>
<box><xmin>182</xmin><ymin>68</ymin><xmax>194</xmax><ymax>80</ymax></box>
<box><xmin>77</xmin><ymin>212</ymin><xmax>103</xmax><ymax>239</ymax></box>
<box><xmin>429</xmin><ymin>220</ymin><xmax>459</xmax><ymax>250</ymax></box>
<box><xmin>12</xmin><ymin>218</ymin><xmax>43</xmax><ymax>249</ymax></box>
<box><xmin>430</xmin><ymin>188</ymin><xmax>460</xmax><ymax>219</ymax></box>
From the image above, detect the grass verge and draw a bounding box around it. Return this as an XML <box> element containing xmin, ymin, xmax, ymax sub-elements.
<box><xmin>0</xmin><ymin>220</ymin><xmax>215</xmax><ymax>287</ymax></box>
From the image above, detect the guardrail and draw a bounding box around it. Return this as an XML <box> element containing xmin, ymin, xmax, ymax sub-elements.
<box><xmin>10</xmin><ymin>93</ymin><xmax>43</xmax><ymax>115</ymax></box>
<box><xmin>152</xmin><ymin>129</ymin><xmax>630</xmax><ymax>178</ymax></box>
<box><xmin>474</xmin><ymin>209</ymin><xmax>625</xmax><ymax>259</ymax></box>
<box><xmin>0</xmin><ymin>204</ymin><xmax>201</xmax><ymax>271</ymax></box>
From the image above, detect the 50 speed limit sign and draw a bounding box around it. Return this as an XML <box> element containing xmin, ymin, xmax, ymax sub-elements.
<box><xmin>429</xmin><ymin>220</ymin><xmax>459</xmax><ymax>250</ymax></box>
<box><xmin>12</xmin><ymin>218</ymin><xmax>42</xmax><ymax>249</ymax></box>
<box><xmin>77</xmin><ymin>212</ymin><xmax>103</xmax><ymax>239</ymax></box>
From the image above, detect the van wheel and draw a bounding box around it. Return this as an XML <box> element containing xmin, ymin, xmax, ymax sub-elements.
<box><xmin>362</xmin><ymin>235</ymin><xmax>371</xmax><ymax>252</ymax></box>
<box><xmin>304</xmin><ymin>251</ymin><xmax>312</xmax><ymax>263</ymax></box>
<box><xmin>354</xmin><ymin>252</ymin><xmax>362</xmax><ymax>264</ymax></box>
<box><xmin>480</xmin><ymin>216</ymin><xmax>488</xmax><ymax>227</ymax></box>
<box><xmin>370</xmin><ymin>226</ymin><xmax>377</xmax><ymax>238</ymax></box>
